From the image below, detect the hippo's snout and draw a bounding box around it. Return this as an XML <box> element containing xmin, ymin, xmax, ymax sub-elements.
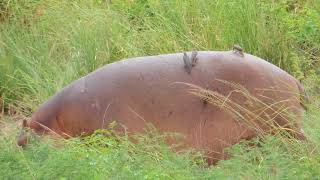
<box><xmin>17</xmin><ymin>119</ymin><xmax>30</xmax><ymax>147</ymax></box>
<box><xmin>17</xmin><ymin>133</ymin><xmax>28</xmax><ymax>147</ymax></box>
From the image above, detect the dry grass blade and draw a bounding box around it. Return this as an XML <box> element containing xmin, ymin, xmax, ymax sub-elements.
<box><xmin>177</xmin><ymin>81</ymin><xmax>303</xmax><ymax>141</ymax></box>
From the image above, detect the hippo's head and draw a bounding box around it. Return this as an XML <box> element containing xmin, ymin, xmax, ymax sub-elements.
<box><xmin>17</xmin><ymin>118</ymin><xmax>52</xmax><ymax>147</ymax></box>
<box><xmin>17</xmin><ymin>106</ymin><xmax>65</xmax><ymax>147</ymax></box>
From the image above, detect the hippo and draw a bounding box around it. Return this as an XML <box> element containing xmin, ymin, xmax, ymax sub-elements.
<box><xmin>17</xmin><ymin>49</ymin><xmax>307</xmax><ymax>164</ymax></box>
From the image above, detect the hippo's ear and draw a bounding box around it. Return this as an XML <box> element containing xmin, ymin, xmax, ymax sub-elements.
<box><xmin>22</xmin><ymin>119</ymin><xmax>28</xmax><ymax>128</ymax></box>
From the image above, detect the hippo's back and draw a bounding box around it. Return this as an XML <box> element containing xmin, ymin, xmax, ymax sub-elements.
<box><xmin>53</xmin><ymin>51</ymin><xmax>302</xmax><ymax>138</ymax></box>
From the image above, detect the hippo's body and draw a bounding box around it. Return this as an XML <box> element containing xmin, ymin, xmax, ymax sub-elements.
<box><xmin>18</xmin><ymin>51</ymin><xmax>306</xmax><ymax>164</ymax></box>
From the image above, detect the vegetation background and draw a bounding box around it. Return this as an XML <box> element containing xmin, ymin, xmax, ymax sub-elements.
<box><xmin>0</xmin><ymin>0</ymin><xmax>319</xmax><ymax>179</ymax></box>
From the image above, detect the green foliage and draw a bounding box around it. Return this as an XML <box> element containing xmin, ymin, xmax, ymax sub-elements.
<box><xmin>210</xmin><ymin>136</ymin><xmax>320</xmax><ymax>179</ymax></box>
<box><xmin>0</xmin><ymin>0</ymin><xmax>320</xmax><ymax>179</ymax></box>
<box><xmin>258</xmin><ymin>0</ymin><xmax>320</xmax><ymax>79</ymax></box>
<box><xmin>0</xmin><ymin>0</ymin><xmax>319</xmax><ymax>108</ymax></box>
<box><xmin>0</xmin><ymin>123</ymin><xmax>206</xmax><ymax>179</ymax></box>
<box><xmin>1</xmin><ymin>115</ymin><xmax>320</xmax><ymax>179</ymax></box>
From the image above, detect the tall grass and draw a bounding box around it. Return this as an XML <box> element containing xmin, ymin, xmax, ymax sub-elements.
<box><xmin>0</xmin><ymin>0</ymin><xmax>320</xmax><ymax>179</ymax></box>
<box><xmin>0</xmin><ymin>0</ymin><xmax>318</xmax><ymax>109</ymax></box>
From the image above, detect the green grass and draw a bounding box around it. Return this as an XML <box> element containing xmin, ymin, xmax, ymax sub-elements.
<box><xmin>1</xmin><ymin>0</ymin><xmax>319</xmax><ymax>108</ymax></box>
<box><xmin>1</xmin><ymin>114</ymin><xmax>320</xmax><ymax>179</ymax></box>
<box><xmin>0</xmin><ymin>0</ymin><xmax>320</xmax><ymax>179</ymax></box>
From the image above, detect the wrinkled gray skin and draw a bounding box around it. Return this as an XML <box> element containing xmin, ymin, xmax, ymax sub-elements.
<box><xmin>17</xmin><ymin>51</ymin><xmax>307</xmax><ymax>165</ymax></box>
